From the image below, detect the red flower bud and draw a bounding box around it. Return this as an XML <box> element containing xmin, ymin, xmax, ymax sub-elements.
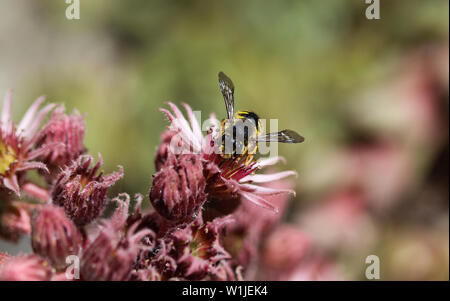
<box><xmin>31</xmin><ymin>204</ymin><xmax>82</xmax><ymax>270</ymax></box>
<box><xmin>36</xmin><ymin>106</ymin><xmax>86</xmax><ymax>177</ymax></box>
<box><xmin>154</xmin><ymin>130</ymin><xmax>178</xmax><ymax>171</ymax></box>
<box><xmin>51</xmin><ymin>154</ymin><xmax>123</xmax><ymax>226</ymax></box>
<box><xmin>149</xmin><ymin>154</ymin><xmax>206</xmax><ymax>223</ymax></box>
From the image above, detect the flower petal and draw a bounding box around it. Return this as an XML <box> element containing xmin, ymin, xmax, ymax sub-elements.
<box><xmin>255</xmin><ymin>156</ymin><xmax>286</xmax><ymax>168</ymax></box>
<box><xmin>240</xmin><ymin>170</ymin><xmax>297</xmax><ymax>183</ymax></box>
<box><xmin>181</xmin><ymin>102</ymin><xmax>203</xmax><ymax>144</ymax></box>
<box><xmin>240</xmin><ymin>191</ymin><xmax>279</xmax><ymax>213</ymax></box>
<box><xmin>15</xmin><ymin>161</ymin><xmax>49</xmax><ymax>173</ymax></box>
<box><xmin>3</xmin><ymin>175</ymin><xmax>20</xmax><ymax>196</ymax></box>
<box><xmin>167</xmin><ymin>102</ymin><xmax>201</xmax><ymax>152</ymax></box>
<box><xmin>240</xmin><ymin>183</ymin><xmax>296</xmax><ymax>196</ymax></box>
<box><xmin>1</xmin><ymin>90</ymin><xmax>13</xmax><ymax>133</ymax></box>
<box><xmin>16</xmin><ymin>96</ymin><xmax>46</xmax><ymax>136</ymax></box>
<box><xmin>21</xmin><ymin>103</ymin><xmax>56</xmax><ymax>139</ymax></box>
<box><xmin>159</xmin><ymin>108</ymin><xmax>175</xmax><ymax>122</ymax></box>
<box><xmin>26</xmin><ymin>142</ymin><xmax>65</xmax><ymax>160</ymax></box>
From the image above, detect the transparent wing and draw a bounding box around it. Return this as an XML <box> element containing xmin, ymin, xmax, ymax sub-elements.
<box><xmin>254</xmin><ymin>129</ymin><xmax>305</xmax><ymax>143</ymax></box>
<box><xmin>218</xmin><ymin>71</ymin><xmax>235</xmax><ymax>120</ymax></box>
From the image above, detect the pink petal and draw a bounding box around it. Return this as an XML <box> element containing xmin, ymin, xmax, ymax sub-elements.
<box><xmin>167</xmin><ymin>102</ymin><xmax>201</xmax><ymax>151</ymax></box>
<box><xmin>21</xmin><ymin>183</ymin><xmax>50</xmax><ymax>202</ymax></box>
<box><xmin>16</xmin><ymin>96</ymin><xmax>46</xmax><ymax>135</ymax></box>
<box><xmin>240</xmin><ymin>183</ymin><xmax>296</xmax><ymax>196</ymax></box>
<box><xmin>159</xmin><ymin>108</ymin><xmax>175</xmax><ymax>122</ymax></box>
<box><xmin>3</xmin><ymin>175</ymin><xmax>20</xmax><ymax>196</ymax></box>
<box><xmin>26</xmin><ymin>142</ymin><xmax>64</xmax><ymax>160</ymax></box>
<box><xmin>256</xmin><ymin>156</ymin><xmax>286</xmax><ymax>168</ymax></box>
<box><xmin>209</xmin><ymin>113</ymin><xmax>218</xmax><ymax>125</ymax></box>
<box><xmin>240</xmin><ymin>170</ymin><xmax>297</xmax><ymax>183</ymax></box>
<box><xmin>21</xmin><ymin>103</ymin><xmax>56</xmax><ymax>140</ymax></box>
<box><xmin>1</xmin><ymin>90</ymin><xmax>13</xmax><ymax>133</ymax></box>
<box><xmin>108</xmin><ymin>193</ymin><xmax>131</xmax><ymax>230</ymax></box>
<box><xmin>15</xmin><ymin>161</ymin><xmax>49</xmax><ymax>173</ymax></box>
<box><xmin>160</xmin><ymin>107</ymin><xmax>197</xmax><ymax>152</ymax></box>
<box><xmin>240</xmin><ymin>191</ymin><xmax>279</xmax><ymax>213</ymax></box>
<box><xmin>183</xmin><ymin>256</ymin><xmax>210</xmax><ymax>277</ymax></box>
<box><xmin>181</xmin><ymin>102</ymin><xmax>203</xmax><ymax>144</ymax></box>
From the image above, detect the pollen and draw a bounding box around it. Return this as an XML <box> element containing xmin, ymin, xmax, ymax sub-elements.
<box><xmin>0</xmin><ymin>140</ymin><xmax>17</xmax><ymax>176</ymax></box>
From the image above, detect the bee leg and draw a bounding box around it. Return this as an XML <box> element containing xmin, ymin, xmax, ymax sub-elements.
<box><xmin>244</xmin><ymin>154</ymin><xmax>253</xmax><ymax>166</ymax></box>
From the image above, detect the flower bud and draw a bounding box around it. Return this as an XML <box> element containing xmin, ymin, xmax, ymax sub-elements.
<box><xmin>154</xmin><ymin>130</ymin><xmax>178</xmax><ymax>171</ymax></box>
<box><xmin>31</xmin><ymin>204</ymin><xmax>82</xmax><ymax>270</ymax></box>
<box><xmin>149</xmin><ymin>154</ymin><xmax>206</xmax><ymax>223</ymax></box>
<box><xmin>0</xmin><ymin>254</ymin><xmax>52</xmax><ymax>281</ymax></box>
<box><xmin>36</xmin><ymin>106</ymin><xmax>86</xmax><ymax>177</ymax></box>
<box><xmin>51</xmin><ymin>154</ymin><xmax>123</xmax><ymax>226</ymax></box>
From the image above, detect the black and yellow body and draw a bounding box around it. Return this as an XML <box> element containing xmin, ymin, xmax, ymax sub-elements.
<box><xmin>219</xmin><ymin>110</ymin><xmax>262</xmax><ymax>161</ymax></box>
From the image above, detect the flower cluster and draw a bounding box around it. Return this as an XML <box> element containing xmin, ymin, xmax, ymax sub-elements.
<box><xmin>0</xmin><ymin>95</ymin><xmax>319</xmax><ymax>281</ymax></box>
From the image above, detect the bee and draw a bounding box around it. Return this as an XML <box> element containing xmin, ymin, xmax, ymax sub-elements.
<box><xmin>217</xmin><ymin>71</ymin><xmax>304</xmax><ymax>161</ymax></box>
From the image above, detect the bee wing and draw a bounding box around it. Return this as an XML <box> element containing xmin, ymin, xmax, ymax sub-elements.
<box><xmin>254</xmin><ymin>129</ymin><xmax>305</xmax><ymax>143</ymax></box>
<box><xmin>218</xmin><ymin>71</ymin><xmax>235</xmax><ymax>120</ymax></box>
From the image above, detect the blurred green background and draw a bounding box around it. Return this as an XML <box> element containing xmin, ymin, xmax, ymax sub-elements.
<box><xmin>0</xmin><ymin>0</ymin><xmax>448</xmax><ymax>280</ymax></box>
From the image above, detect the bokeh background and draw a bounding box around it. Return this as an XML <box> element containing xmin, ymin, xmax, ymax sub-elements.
<box><xmin>0</xmin><ymin>0</ymin><xmax>448</xmax><ymax>280</ymax></box>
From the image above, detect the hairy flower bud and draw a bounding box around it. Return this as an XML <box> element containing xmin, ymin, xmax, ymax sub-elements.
<box><xmin>51</xmin><ymin>154</ymin><xmax>123</xmax><ymax>226</ymax></box>
<box><xmin>0</xmin><ymin>254</ymin><xmax>52</xmax><ymax>281</ymax></box>
<box><xmin>154</xmin><ymin>130</ymin><xmax>178</xmax><ymax>171</ymax></box>
<box><xmin>36</xmin><ymin>106</ymin><xmax>86</xmax><ymax>176</ymax></box>
<box><xmin>149</xmin><ymin>154</ymin><xmax>206</xmax><ymax>223</ymax></box>
<box><xmin>31</xmin><ymin>205</ymin><xmax>82</xmax><ymax>270</ymax></box>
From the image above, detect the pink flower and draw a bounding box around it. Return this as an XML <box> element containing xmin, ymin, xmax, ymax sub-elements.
<box><xmin>80</xmin><ymin>193</ymin><xmax>152</xmax><ymax>281</ymax></box>
<box><xmin>0</xmin><ymin>254</ymin><xmax>53</xmax><ymax>281</ymax></box>
<box><xmin>158</xmin><ymin>103</ymin><xmax>296</xmax><ymax>217</ymax></box>
<box><xmin>0</xmin><ymin>91</ymin><xmax>57</xmax><ymax>196</ymax></box>
<box><xmin>149</xmin><ymin>153</ymin><xmax>206</xmax><ymax>222</ymax></box>
<box><xmin>51</xmin><ymin>154</ymin><xmax>123</xmax><ymax>226</ymax></box>
<box><xmin>31</xmin><ymin>204</ymin><xmax>82</xmax><ymax>270</ymax></box>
